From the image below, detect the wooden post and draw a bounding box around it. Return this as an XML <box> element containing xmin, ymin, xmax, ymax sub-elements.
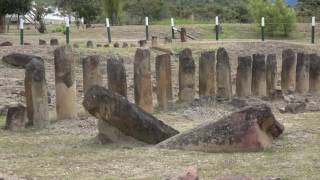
<box><xmin>82</xmin><ymin>55</ymin><xmax>104</xmax><ymax>94</ymax></box>
<box><xmin>215</xmin><ymin>16</ymin><xmax>219</xmax><ymax>41</ymax></box>
<box><xmin>180</xmin><ymin>27</ymin><xmax>187</xmax><ymax>42</ymax></box>
<box><xmin>236</xmin><ymin>56</ymin><xmax>252</xmax><ymax>97</ymax></box>
<box><xmin>309</xmin><ymin>54</ymin><xmax>320</xmax><ymax>93</ymax></box>
<box><xmin>156</xmin><ymin>54</ymin><xmax>173</xmax><ymax>110</ymax></box>
<box><xmin>216</xmin><ymin>48</ymin><xmax>232</xmax><ymax>99</ymax></box>
<box><xmin>252</xmin><ymin>54</ymin><xmax>267</xmax><ymax>96</ymax></box>
<box><xmin>107</xmin><ymin>54</ymin><xmax>127</xmax><ymax>97</ymax></box>
<box><xmin>179</xmin><ymin>48</ymin><xmax>195</xmax><ymax>103</ymax></box>
<box><xmin>134</xmin><ymin>48</ymin><xmax>153</xmax><ymax>113</ymax></box>
<box><xmin>171</xmin><ymin>18</ymin><xmax>175</xmax><ymax>39</ymax></box>
<box><xmin>106</xmin><ymin>18</ymin><xmax>112</xmax><ymax>43</ymax></box>
<box><xmin>54</xmin><ymin>46</ymin><xmax>77</xmax><ymax>120</ymax></box>
<box><xmin>20</xmin><ymin>17</ymin><xmax>24</xmax><ymax>45</ymax></box>
<box><xmin>199</xmin><ymin>51</ymin><xmax>216</xmax><ymax>97</ymax></box>
<box><xmin>145</xmin><ymin>17</ymin><xmax>149</xmax><ymax>41</ymax></box>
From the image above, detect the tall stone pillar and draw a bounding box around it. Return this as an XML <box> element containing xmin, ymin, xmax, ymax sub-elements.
<box><xmin>179</xmin><ymin>48</ymin><xmax>195</xmax><ymax>103</ymax></box>
<box><xmin>309</xmin><ymin>54</ymin><xmax>320</xmax><ymax>93</ymax></box>
<box><xmin>107</xmin><ymin>54</ymin><xmax>127</xmax><ymax>97</ymax></box>
<box><xmin>216</xmin><ymin>48</ymin><xmax>232</xmax><ymax>99</ymax></box>
<box><xmin>281</xmin><ymin>49</ymin><xmax>297</xmax><ymax>93</ymax></box>
<box><xmin>296</xmin><ymin>52</ymin><xmax>310</xmax><ymax>94</ymax></box>
<box><xmin>236</xmin><ymin>56</ymin><xmax>252</xmax><ymax>97</ymax></box>
<box><xmin>266</xmin><ymin>54</ymin><xmax>277</xmax><ymax>97</ymax></box>
<box><xmin>252</xmin><ymin>54</ymin><xmax>267</xmax><ymax>96</ymax></box>
<box><xmin>82</xmin><ymin>55</ymin><xmax>103</xmax><ymax>94</ymax></box>
<box><xmin>199</xmin><ymin>51</ymin><xmax>216</xmax><ymax>97</ymax></box>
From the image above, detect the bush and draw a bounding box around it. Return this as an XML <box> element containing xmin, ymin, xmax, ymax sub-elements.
<box><xmin>249</xmin><ymin>0</ymin><xmax>296</xmax><ymax>37</ymax></box>
<box><xmin>51</xmin><ymin>25</ymin><xmax>66</xmax><ymax>34</ymax></box>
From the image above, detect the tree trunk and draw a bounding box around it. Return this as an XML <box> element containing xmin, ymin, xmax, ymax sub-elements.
<box><xmin>0</xmin><ymin>15</ymin><xmax>5</xmax><ymax>33</ymax></box>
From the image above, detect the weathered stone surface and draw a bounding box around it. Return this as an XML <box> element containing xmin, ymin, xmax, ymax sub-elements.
<box><xmin>180</xmin><ymin>28</ymin><xmax>187</xmax><ymax>42</ymax></box>
<box><xmin>96</xmin><ymin>44</ymin><xmax>102</xmax><ymax>48</ymax></box>
<box><xmin>54</xmin><ymin>46</ymin><xmax>77</xmax><ymax>120</ymax></box>
<box><xmin>82</xmin><ymin>55</ymin><xmax>104</xmax><ymax>94</ymax></box>
<box><xmin>280</xmin><ymin>102</ymin><xmax>306</xmax><ymax>114</ymax></box>
<box><xmin>152</xmin><ymin>36</ymin><xmax>158</xmax><ymax>47</ymax></box>
<box><xmin>281</xmin><ymin>49</ymin><xmax>297</xmax><ymax>93</ymax></box>
<box><xmin>236</xmin><ymin>56</ymin><xmax>252</xmax><ymax>97</ymax></box>
<box><xmin>164</xmin><ymin>37</ymin><xmax>172</xmax><ymax>43</ymax></box>
<box><xmin>139</xmin><ymin>40</ymin><xmax>147</xmax><ymax>47</ymax></box>
<box><xmin>83</xmin><ymin>86</ymin><xmax>179</xmax><ymax>144</ymax></box>
<box><xmin>104</xmin><ymin>44</ymin><xmax>110</xmax><ymax>48</ymax></box>
<box><xmin>296</xmin><ymin>52</ymin><xmax>310</xmax><ymax>94</ymax></box>
<box><xmin>252</xmin><ymin>54</ymin><xmax>267</xmax><ymax>96</ymax></box>
<box><xmin>214</xmin><ymin>176</ymin><xmax>253</xmax><ymax>180</ymax></box>
<box><xmin>122</xmin><ymin>42</ymin><xmax>128</xmax><ymax>48</ymax></box>
<box><xmin>216</xmin><ymin>48</ymin><xmax>232</xmax><ymax>100</ymax></box>
<box><xmin>309</xmin><ymin>54</ymin><xmax>320</xmax><ymax>93</ymax></box>
<box><xmin>158</xmin><ymin>104</ymin><xmax>284</xmax><ymax>153</ymax></box>
<box><xmin>107</xmin><ymin>54</ymin><xmax>127</xmax><ymax>97</ymax></box>
<box><xmin>25</xmin><ymin>59</ymin><xmax>50</xmax><ymax>128</ymax></box>
<box><xmin>156</xmin><ymin>54</ymin><xmax>173</xmax><ymax>110</ymax></box>
<box><xmin>266</xmin><ymin>54</ymin><xmax>277</xmax><ymax>97</ymax></box>
<box><xmin>199</xmin><ymin>51</ymin><xmax>216</xmax><ymax>97</ymax></box>
<box><xmin>134</xmin><ymin>48</ymin><xmax>153</xmax><ymax>113</ymax></box>
<box><xmin>0</xmin><ymin>41</ymin><xmax>13</xmax><ymax>46</ymax></box>
<box><xmin>50</xmin><ymin>38</ymin><xmax>59</xmax><ymax>46</ymax></box>
<box><xmin>171</xmin><ymin>166</ymin><xmax>198</xmax><ymax>180</ymax></box>
<box><xmin>2</xmin><ymin>53</ymin><xmax>43</xmax><ymax>68</ymax></box>
<box><xmin>73</xmin><ymin>43</ymin><xmax>79</xmax><ymax>48</ymax></box>
<box><xmin>39</xmin><ymin>39</ymin><xmax>46</xmax><ymax>45</ymax></box>
<box><xmin>86</xmin><ymin>40</ymin><xmax>94</xmax><ymax>48</ymax></box>
<box><xmin>5</xmin><ymin>104</ymin><xmax>27</xmax><ymax>131</ymax></box>
<box><xmin>114</xmin><ymin>42</ymin><xmax>120</xmax><ymax>48</ymax></box>
<box><xmin>179</xmin><ymin>48</ymin><xmax>195</xmax><ymax>103</ymax></box>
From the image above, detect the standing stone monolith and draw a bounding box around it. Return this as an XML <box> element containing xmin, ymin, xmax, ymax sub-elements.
<box><xmin>296</xmin><ymin>52</ymin><xmax>310</xmax><ymax>94</ymax></box>
<box><xmin>50</xmin><ymin>38</ymin><xmax>59</xmax><ymax>46</ymax></box>
<box><xmin>5</xmin><ymin>104</ymin><xmax>27</xmax><ymax>131</ymax></box>
<box><xmin>86</xmin><ymin>40</ymin><xmax>94</xmax><ymax>48</ymax></box>
<box><xmin>179</xmin><ymin>48</ymin><xmax>195</xmax><ymax>103</ymax></box>
<box><xmin>107</xmin><ymin>54</ymin><xmax>127</xmax><ymax>97</ymax></box>
<box><xmin>157</xmin><ymin>104</ymin><xmax>284</xmax><ymax>153</ymax></box>
<box><xmin>25</xmin><ymin>59</ymin><xmax>49</xmax><ymax>128</ymax></box>
<box><xmin>236</xmin><ymin>56</ymin><xmax>252</xmax><ymax>97</ymax></box>
<box><xmin>199</xmin><ymin>51</ymin><xmax>216</xmax><ymax>97</ymax></box>
<box><xmin>252</xmin><ymin>54</ymin><xmax>267</xmax><ymax>96</ymax></box>
<box><xmin>156</xmin><ymin>54</ymin><xmax>173</xmax><ymax>110</ymax></box>
<box><xmin>152</xmin><ymin>36</ymin><xmax>158</xmax><ymax>47</ymax></box>
<box><xmin>83</xmin><ymin>86</ymin><xmax>179</xmax><ymax>144</ymax></box>
<box><xmin>54</xmin><ymin>46</ymin><xmax>77</xmax><ymax>120</ymax></box>
<box><xmin>266</xmin><ymin>54</ymin><xmax>277</xmax><ymax>97</ymax></box>
<box><xmin>139</xmin><ymin>40</ymin><xmax>147</xmax><ymax>47</ymax></box>
<box><xmin>82</xmin><ymin>55</ymin><xmax>104</xmax><ymax>94</ymax></box>
<box><xmin>134</xmin><ymin>48</ymin><xmax>153</xmax><ymax>113</ymax></box>
<box><xmin>216</xmin><ymin>48</ymin><xmax>232</xmax><ymax>100</ymax></box>
<box><xmin>281</xmin><ymin>49</ymin><xmax>297</xmax><ymax>93</ymax></box>
<box><xmin>180</xmin><ymin>28</ymin><xmax>187</xmax><ymax>42</ymax></box>
<box><xmin>309</xmin><ymin>54</ymin><xmax>320</xmax><ymax>93</ymax></box>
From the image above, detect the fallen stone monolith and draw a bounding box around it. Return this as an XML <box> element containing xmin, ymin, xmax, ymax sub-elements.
<box><xmin>86</xmin><ymin>40</ymin><xmax>94</xmax><ymax>48</ymax></box>
<box><xmin>236</xmin><ymin>56</ymin><xmax>252</xmax><ymax>97</ymax></box>
<box><xmin>180</xmin><ymin>28</ymin><xmax>187</xmax><ymax>42</ymax></box>
<box><xmin>252</xmin><ymin>54</ymin><xmax>267</xmax><ymax>96</ymax></box>
<box><xmin>157</xmin><ymin>104</ymin><xmax>284</xmax><ymax>153</ymax></box>
<box><xmin>0</xmin><ymin>41</ymin><xmax>13</xmax><ymax>46</ymax></box>
<box><xmin>216</xmin><ymin>48</ymin><xmax>232</xmax><ymax>100</ymax></box>
<box><xmin>179</xmin><ymin>48</ymin><xmax>195</xmax><ymax>103</ymax></box>
<box><xmin>107</xmin><ymin>54</ymin><xmax>127</xmax><ymax>97</ymax></box>
<box><xmin>82</xmin><ymin>55</ymin><xmax>104</xmax><ymax>94</ymax></box>
<box><xmin>296</xmin><ymin>52</ymin><xmax>310</xmax><ymax>94</ymax></box>
<box><xmin>25</xmin><ymin>59</ymin><xmax>50</xmax><ymax>128</ymax></box>
<box><xmin>54</xmin><ymin>46</ymin><xmax>77</xmax><ymax>120</ymax></box>
<box><xmin>156</xmin><ymin>54</ymin><xmax>173</xmax><ymax>110</ymax></box>
<box><xmin>5</xmin><ymin>104</ymin><xmax>27</xmax><ymax>131</ymax></box>
<box><xmin>83</xmin><ymin>85</ymin><xmax>179</xmax><ymax>144</ymax></box>
<box><xmin>266</xmin><ymin>54</ymin><xmax>277</xmax><ymax>97</ymax></box>
<box><xmin>134</xmin><ymin>48</ymin><xmax>153</xmax><ymax>113</ymax></box>
<box><xmin>309</xmin><ymin>54</ymin><xmax>320</xmax><ymax>93</ymax></box>
<box><xmin>199</xmin><ymin>51</ymin><xmax>216</xmax><ymax>97</ymax></box>
<box><xmin>2</xmin><ymin>53</ymin><xmax>43</xmax><ymax>68</ymax></box>
<box><xmin>50</xmin><ymin>38</ymin><xmax>59</xmax><ymax>46</ymax></box>
<box><xmin>281</xmin><ymin>49</ymin><xmax>296</xmax><ymax>93</ymax></box>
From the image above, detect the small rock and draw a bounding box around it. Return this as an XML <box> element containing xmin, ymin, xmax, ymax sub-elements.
<box><xmin>39</xmin><ymin>39</ymin><xmax>47</xmax><ymax>45</ymax></box>
<box><xmin>130</xmin><ymin>43</ymin><xmax>137</xmax><ymax>47</ymax></box>
<box><xmin>5</xmin><ymin>104</ymin><xmax>28</xmax><ymax>131</ymax></box>
<box><xmin>96</xmin><ymin>44</ymin><xmax>102</xmax><ymax>48</ymax></box>
<box><xmin>113</xmin><ymin>42</ymin><xmax>120</xmax><ymax>48</ymax></box>
<box><xmin>0</xmin><ymin>41</ymin><xmax>13</xmax><ymax>46</ymax></box>
<box><xmin>280</xmin><ymin>102</ymin><xmax>306</xmax><ymax>114</ymax></box>
<box><xmin>229</xmin><ymin>98</ymin><xmax>248</xmax><ymax>108</ymax></box>
<box><xmin>86</xmin><ymin>40</ymin><xmax>94</xmax><ymax>48</ymax></box>
<box><xmin>164</xmin><ymin>37</ymin><xmax>172</xmax><ymax>43</ymax></box>
<box><xmin>50</xmin><ymin>38</ymin><xmax>59</xmax><ymax>46</ymax></box>
<box><xmin>122</xmin><ymin>42</ymin><xmax>128</xmax><ymax>48</ymax></box>
<box><xmin>73</xmin><ymin>43</ymin><xmax>79</xmax><ymax>48</ymax></box>
<box><xmin>104</xmin><ymin>44</ymin><xmax>110</xmax><ymax>48</ymax></box>
<box><xmin>139</xmin><ymin>40</ymin><xmax>147</xmax><ymax>47</ymax></box>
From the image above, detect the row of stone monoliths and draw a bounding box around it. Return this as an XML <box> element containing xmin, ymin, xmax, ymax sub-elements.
<box><xmin>24</xmin><ymin>46</ymin><xmax>320</xmax><ymax>129</ymax></box>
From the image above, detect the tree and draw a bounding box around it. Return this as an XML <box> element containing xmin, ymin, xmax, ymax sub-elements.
<box><xmin>296</xmin><ymin>0</ymin><xmax>320</xmax><ymax>22</ymax></box>
<box><xmin>0</xmin><ymin>0</ymin><xmax>32</xmax><ymax>33</ymax></box>
<box><xmin>249</xmin><ymin>0</ymin><xmax>296</xmax><ymax>37</ymax></box>
<box><xmin>101</xmin><ymin>0</ymin><xmax>122</xmax><ymax>25</ymax></box>
<box><xmin>72</xmin><ymin>0</ymin><xmax>100</xmax><ymax>25</ymax></box>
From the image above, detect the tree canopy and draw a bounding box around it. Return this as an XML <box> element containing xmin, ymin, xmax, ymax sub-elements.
<box><xmin>0</xmin><ymin>0</ymin><xmax>32</xmax><ymax>15</ymax></box>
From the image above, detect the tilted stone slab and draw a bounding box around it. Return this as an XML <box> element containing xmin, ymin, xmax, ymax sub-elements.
<box><xmin>83</xmin><ymin>85</ymin><xmax>179</xmax><ymax>144</ymax></box>
<box><xmin>157</xmin><ymin>104</ymin><xmax>284</xmax><ymax>153</ymax></box>
<box><xmin>2</xmin><ymin>53</ymin><xmax>43</xmax><ymax>68</ymax></box>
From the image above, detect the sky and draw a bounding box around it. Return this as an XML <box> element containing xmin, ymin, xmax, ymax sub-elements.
<box><xmin>286</xmin><ymin>0</ymin><xmax>298</xmax><ymax>5</ymax></box>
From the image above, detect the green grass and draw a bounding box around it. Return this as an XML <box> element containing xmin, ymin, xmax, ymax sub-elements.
<box><xmin>0</xmin><ymin>116</ymin><xmax>5</xmax><ymax>127</ymax></box>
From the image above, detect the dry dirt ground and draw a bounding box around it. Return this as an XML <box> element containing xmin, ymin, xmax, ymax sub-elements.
<box><xmin>0</xmin><ymin>27</ymin><xmax>320</xmax><ymax>179</ymax></box>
